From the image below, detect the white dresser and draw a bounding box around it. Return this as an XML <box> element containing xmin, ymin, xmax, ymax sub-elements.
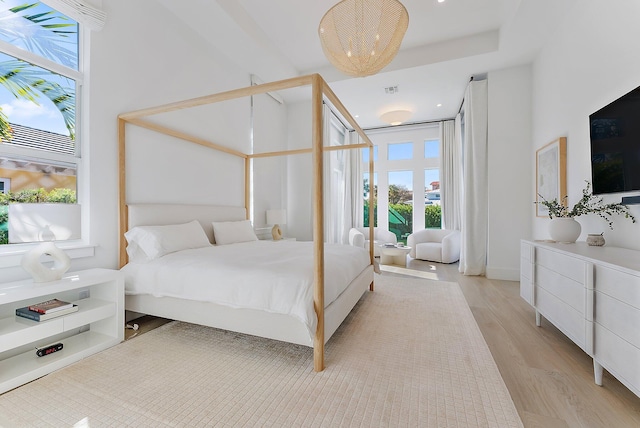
<box><xmin>520</xmin><ymin>240</ymin><xmax>640</xmax><ymax>398</ymax></box>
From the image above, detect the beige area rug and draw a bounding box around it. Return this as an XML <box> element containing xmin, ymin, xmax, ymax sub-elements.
<box><xmin>0</xmin><ymin>275</ymin><xmax>522</xmax><ymax>428</ymax></box>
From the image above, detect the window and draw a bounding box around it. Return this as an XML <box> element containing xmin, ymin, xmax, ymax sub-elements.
<box><xmin>360</xmin><ymin>125</ymin><xmax>442</xmax><ymax>239</ymax></box>
<box><xmin>363</xmin><ymin>172</ymin><xmax>377</xmax><ymax>227</ymax></box>
<box><xmin>388</xmin><ymin>142</ymin><xmax>413</xmax><ymax>160</ymax></box>
<box><xmin>425</xmin><ymin>168</ymin><xmax>441</xmax><ymax>228</ymax></box>
<box><xmin>425</xmin><ymin>139</ymin><xmax>439</xmax><ymax>158</ymax></box>
<box><xmin>388</xmin><ymin>171</ymin><xmax>412</xmax><ymax>242</ymax></box>
<box><xmin>363</xmin><ymin>145</ymin><xmax>378</xmax><ymax>163</ymax></box>
<box><xmin>0</xmin><ymin>1</ymin><xmax>81</xmax><ymax>245</ymax></box>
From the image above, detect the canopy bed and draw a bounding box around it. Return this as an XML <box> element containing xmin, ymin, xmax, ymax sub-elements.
<box><xmin>118</xmin><ymin>74</ymin><xmax>375</xmax><ymax>371</ymax></box>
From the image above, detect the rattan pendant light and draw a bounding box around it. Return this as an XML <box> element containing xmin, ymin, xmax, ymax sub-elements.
<box><xmin>318</xmin><ymin>0</ymin><xmax>409</xmax><ymax>77</ymax></box>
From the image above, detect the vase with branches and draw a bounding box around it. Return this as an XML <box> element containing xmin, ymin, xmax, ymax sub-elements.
<box><xmin>537</xmin><ymin>181</ymin><xmax>635</xmax><ymax>229</ymax></box>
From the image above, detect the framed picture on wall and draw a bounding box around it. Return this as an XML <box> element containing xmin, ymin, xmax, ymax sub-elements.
<box><xmin>536</xmin><ymin>137</ymin><xmax>567</xmax><ymax>217</ymax></box>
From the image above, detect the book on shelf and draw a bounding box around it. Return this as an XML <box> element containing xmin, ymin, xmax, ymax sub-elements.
<box><xmin>16</xmin><ymin>305</ymin><xmax>79</xmax><ymax>322</ymax></box>
<box><xmin>28</xmin><ymin>298</ymin><xmax>74</xmax><ymax>314</ymax></box>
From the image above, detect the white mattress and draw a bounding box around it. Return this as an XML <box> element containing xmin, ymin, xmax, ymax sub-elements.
<box><xmin>121</xmin><ymin>240</ymin><xmax>370</xmax><ymax>336</ymax></box>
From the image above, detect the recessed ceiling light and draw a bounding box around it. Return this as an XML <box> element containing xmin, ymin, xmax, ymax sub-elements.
<box><xmin>355</xmin><ymin>114</ymin><xmax>360</xmax><ymax>118</ymax></box>
<box><xmin>437</xmin><ymin>0</ymin><xmax>446</xmax><ymax>3</ymax></box>
<box><xmin>436</xmin><ymin>103</ymin><xmax>442</xmax><ymax>107</ymax></box>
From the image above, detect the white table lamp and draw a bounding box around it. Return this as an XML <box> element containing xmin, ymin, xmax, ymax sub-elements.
<box><xmin>266</xmin><ymin>209</ymin><xmax>287</xmax><ymax>241</ymax></box>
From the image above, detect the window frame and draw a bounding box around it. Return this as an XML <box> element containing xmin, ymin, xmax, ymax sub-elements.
<box><xmin>362</xmin><ymin>124</ymin><xmax>441</xmax><ymax>235</ymax></box>
<box><xmin>0</xmin><ymin>5</ymin><xmax>92</xmax><ymax>263</ymax></box>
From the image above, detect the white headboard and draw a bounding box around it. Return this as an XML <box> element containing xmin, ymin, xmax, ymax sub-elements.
<box><xmin>127</xmin><ymin>204</ymin><xmax>247</xmax><ymax>244</ymax></box>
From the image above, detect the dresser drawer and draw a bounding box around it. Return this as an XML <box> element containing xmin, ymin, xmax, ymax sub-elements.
<box><xmin>520</xmin><ymin>276</ymin><xmax>533</xmax><ymax>306</ymax></box>
<box><xmin>537</xmin><ymin>286</ymin><xmax>585</xmax><ymax>350</ymax></box>
<box><xmin>595</xmin><ymin>265</ymin><xmax>640</xmax><ymax>310</ymax></box>
<box><xmin>536</xmin><ymin>247</ymin><xmax>587</xmax><ymax>284</ymax></box>
<box><xmin>536</xmin><ymin>264</ymin><xmax>585</xmax><ymax>314</ymax></box>
<box><xmin>595</xmin><ymin>323</ymin><xmax>640</xmax><ymax>397</ymax></box>
<box><xmin>595</xmin><ymin>291</ymin><xmax>640</xmax><ymax>349</ymax></box>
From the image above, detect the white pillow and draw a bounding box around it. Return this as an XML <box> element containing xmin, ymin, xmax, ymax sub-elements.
<box><xmin>125</xmin><ymin>240</ymin><xmax>151</xmax><ymax>264</ymax></box>
<box><xmin>212</xmin><ymin>220</ymin><xmax>258</xmax><ymax>245</ymax></box>
<box><xmin>124</xmin><ymin>220</ymin><xmax>211</xmax><ymax>261</ymax></box>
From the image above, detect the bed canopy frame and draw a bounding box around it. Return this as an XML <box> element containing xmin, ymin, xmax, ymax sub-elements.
<box><xmin>118</xmin><ymin>73</ymin><xmax>375</xmax><ymax>371</ymax></box>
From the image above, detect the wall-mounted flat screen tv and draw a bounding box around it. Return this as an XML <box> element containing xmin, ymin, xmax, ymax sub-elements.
<box><xmin>590</xmin><ymin>85</ymin><xmax>640</xmax><ymax>195</ymax></box>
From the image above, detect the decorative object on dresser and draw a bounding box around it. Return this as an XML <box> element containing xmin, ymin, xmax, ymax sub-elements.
<box><xmin>520</xmin><ymin>240</ymin><xmax>640</xmax><ymax>399</ymax></box>
<box><xmin>536</xmin><ymin>181</ymin><xmax>635</xmax><ymax>243</ymax></box>
<box><xmin>266</xmin><ymin>209</ymin><xmax>287</xmax><ymax>241</ymax></box>
<box><xmin>20</xmin><ymin>241</ymin><xmax>71</xmax><ymax>282</ymax></box>
<box><xmin>586</xmin><ymin>233</ymin><xmax>605</xmax><ymax>247</ymax></box>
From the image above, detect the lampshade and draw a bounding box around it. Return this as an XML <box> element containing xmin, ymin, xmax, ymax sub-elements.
<box><xmin>380</xmin><ymin>109</ymin><xmax>412</xmax><ymax>125</ymax></box>
<box><xmin>318</xmin><ymin>0</ymin><xmax>409</xmax><ymax>77</ymax></box>
<box><xmin>266</xmin><ymin>209</ymin><xmax>287</xmax><ymax>225</ymax></box>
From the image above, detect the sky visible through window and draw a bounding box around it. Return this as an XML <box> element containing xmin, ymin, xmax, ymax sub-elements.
<box><xmin>363</xmin><ymin>140</ymin><xmax>441</xmax><ymax>191</ymax></box>
<box><xmin>0</xmin><ymin>54</ymin><xmax>73</xmax><ymax>135</ymax></box>
<box><xmin>388</xmin><ymin>142</ymin><xmax>412</xmax><ymax>160</ymax></box>
<box><xmin>0</xmin><ymin>1</ymin><xmax>78</xmax><ymax>137</ymax></box>
<box><xmin>425</xmin><ymin>139</ymin><xmax>439</xmax><ymax>158</ymax></box>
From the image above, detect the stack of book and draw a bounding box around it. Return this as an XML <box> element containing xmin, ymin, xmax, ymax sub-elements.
<box><xmin>16</xmin><ymin>298</ymin><xmax>78</xmax><ymax>322</ymax></box>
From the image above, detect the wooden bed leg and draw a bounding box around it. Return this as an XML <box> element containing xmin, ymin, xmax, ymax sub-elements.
<box><xmin>370</xmin><ymin>281</ymin><xmax>374</xmax><ymax>292</ymax></box>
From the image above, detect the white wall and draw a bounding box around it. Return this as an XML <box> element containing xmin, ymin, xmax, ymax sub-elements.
<box><xmin>486</xmin><ymin>65</ymin><xmax>532</xmax><ymax>280</ymax></box>
<box><xmin>532</xmin><ymin>0</ymin><xmax>640</xmax><ymax>249</ymax></box>
<box><xmin>286</xmin><ymin>101</ymin><xmax>313</xmax><ymax>241</ymax></box>
<box><xmin>253</xmin><ymin>93</ymin><xmax>288</xmax><ymax>230</ymax></box>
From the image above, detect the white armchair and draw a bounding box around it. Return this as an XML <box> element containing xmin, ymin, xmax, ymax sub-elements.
<box><xmin>407</xmin><ymin>229</ymin><xmax>461</xmax><ymax>264</ymax></box>
<box><xmin>349</xmin><ymin>227</ymin><xmax>397</xmax><ymax>257</ymax></box>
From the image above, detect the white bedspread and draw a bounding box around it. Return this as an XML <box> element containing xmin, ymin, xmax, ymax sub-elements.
<box><xmin>122</xmin><ymin>240</ymin><xmax>370</xmax><ymax>336</ymax></box>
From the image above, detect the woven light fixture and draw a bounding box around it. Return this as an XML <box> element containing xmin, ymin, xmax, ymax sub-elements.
<box><xmin>319</xmin><ymin>0</ymin><xmax>409</xmax><ymax>77</ymax></box>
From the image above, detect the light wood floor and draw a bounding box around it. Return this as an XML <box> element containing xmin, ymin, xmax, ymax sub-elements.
<box><xmin>127</xmin><ymin>261</ymin><xmax>640</xmax><ymax>427</ymax></box>
<box><xmin>395</xmin><ymin>259</ymin><xmax>640</xmax><ymax>428</ymax></box>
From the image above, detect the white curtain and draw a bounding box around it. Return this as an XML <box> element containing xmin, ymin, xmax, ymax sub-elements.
<box><xmin>323</xmin><ymin>105</ymin><xmax>360</xmax><ymax>244</ymax></box>
<box><xmin>459</xmin><ymin>79</ymin><xmax>488</xmax><ymax>276</ymax></box>
<box><xmin>348</xmin><ymin>131</ymin><xmax>363</xmax><ymax>230</ymax></box>
<box><xmin>440</xmin><ymin>119</ymin><xmax>462</xmax><ymax>230</ymax></box>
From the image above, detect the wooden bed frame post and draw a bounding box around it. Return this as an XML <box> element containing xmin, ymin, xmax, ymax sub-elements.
<box><xmin>311</xmin><ymin>74</ymin><xmax>325</xmax><ymax>372</ymax></box>
<box><xmin>244</xmin><ymin>157</ymin><xmax>251</xmax><ymax>219</ymax></box>
<box><xmin>369</xmin><ymin>145</ymin><xmax>375</xmax><ymax>291</ymax></box>
<box><xmin>118</xmin><ymin>117</ymin><xmax>128</xmax><ymax>268</ymax></box>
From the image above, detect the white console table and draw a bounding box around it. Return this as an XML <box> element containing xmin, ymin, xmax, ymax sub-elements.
<box><xmin>0</xmin><ymin>269</ymin><xmax>124</xmax><ymax>394</ymax></box>
<box><xmin>520</xmin><ymin>240</ymin><xmax>640</xmax><ymax>398</ymax></box>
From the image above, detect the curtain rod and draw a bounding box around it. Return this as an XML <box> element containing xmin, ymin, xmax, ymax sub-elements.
<box><xmin>458</xmin><ymin>75</ymin><xmax>474</xmax><ymax>114</ymax></box>
<box><xmin>362</xmin><ymin>117</ymin><xmax>455</xmax><ymax>133</ymax></box>
<box><xmin>458</xmin><ymin>73</ymin><xmax>488</xmax><ymax>114</ymax></box>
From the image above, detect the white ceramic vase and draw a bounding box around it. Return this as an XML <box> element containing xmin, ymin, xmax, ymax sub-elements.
<box><xmin>549</xmin><ymin>218</ymin><xmax>581</xmax><ymax>243</ymax></box>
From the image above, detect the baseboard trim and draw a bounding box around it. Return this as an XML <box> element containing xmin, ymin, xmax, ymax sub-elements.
<box><xmin>486</xmin><ymin>266</ymin><xmax>519</xmax><ymax>281</ymax></box>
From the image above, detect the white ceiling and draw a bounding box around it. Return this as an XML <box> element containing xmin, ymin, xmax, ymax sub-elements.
<box><xmin>156</xmin><ymin>0</ymin><xmax>576</xmax><ymax>128</ymax></box>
